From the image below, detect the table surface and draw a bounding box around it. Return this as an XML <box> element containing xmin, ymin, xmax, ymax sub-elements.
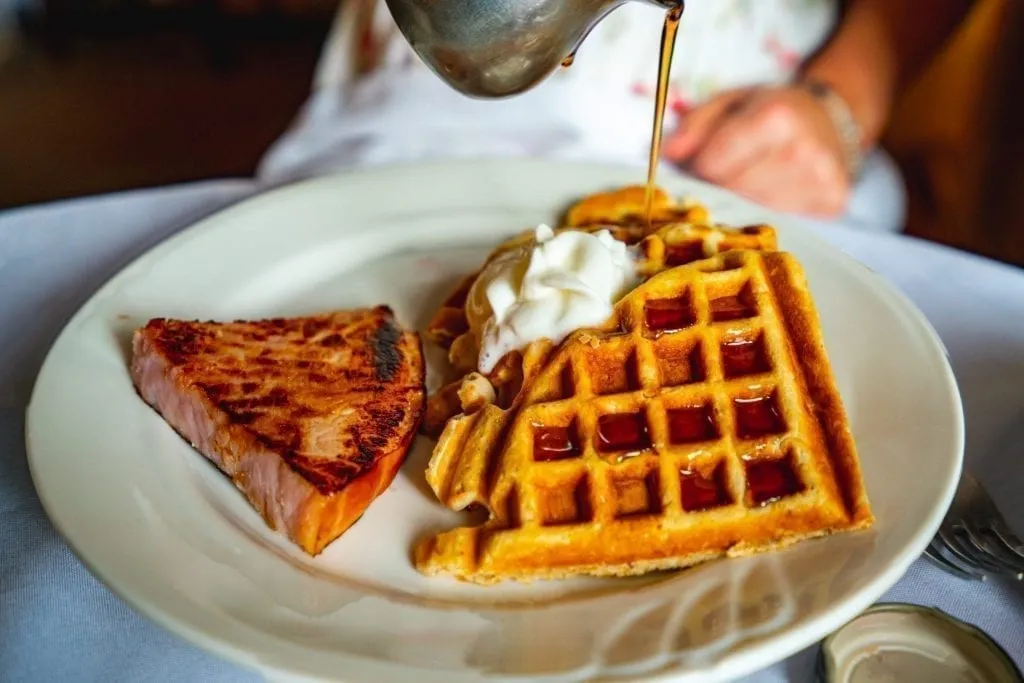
<box><xmin>2</xmin><ymin>177</ymin><xmax>1023</xmax><ymax>683</ymax></box>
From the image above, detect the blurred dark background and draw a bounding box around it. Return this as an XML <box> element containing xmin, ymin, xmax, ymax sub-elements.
<box><xmin>0</xmin><ymin>0</ymin><xmax>1021</xmax><ymax>266</ymax></box>
<box><xmin>0</xmin><ymin>0</ymin><xmax>335</xmax><ymax>206</ymax></box>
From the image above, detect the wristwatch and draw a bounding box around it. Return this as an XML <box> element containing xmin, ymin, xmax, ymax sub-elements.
<box><xmin>798</xmin><ymin>78</ymin><xmax>865</xmax><ymax>181</ymax></box>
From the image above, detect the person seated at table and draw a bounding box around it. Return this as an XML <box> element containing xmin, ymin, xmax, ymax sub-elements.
<box><xmin>258</xmin><ymin>0</ymin><xmax>975</xmax><ymax>234</ymax></box>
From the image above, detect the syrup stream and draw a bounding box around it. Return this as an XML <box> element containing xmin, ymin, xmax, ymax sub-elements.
<box><xmin>644</xmin><ymin>3</ymin><xmax>684</xmax><ymax>225</ymax></box>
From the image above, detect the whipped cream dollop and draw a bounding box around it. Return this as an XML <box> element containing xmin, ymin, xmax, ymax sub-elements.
<box><xmin>466</xmin><ymin>224</ymin><xmax>639</xmax><ymax>373</ymax></box>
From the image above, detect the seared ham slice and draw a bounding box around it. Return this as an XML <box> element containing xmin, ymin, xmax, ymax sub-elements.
<box><xmin>131</xmin><ymin>306</ymin><xmax>425</xmax><ymax>555</ymax></box>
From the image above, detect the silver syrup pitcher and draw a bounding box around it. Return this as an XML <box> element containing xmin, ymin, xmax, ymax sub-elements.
<box><xmin>383</xmin><ymin>0</ymin><xmax>683</xmax><ymax>98</ymax></box>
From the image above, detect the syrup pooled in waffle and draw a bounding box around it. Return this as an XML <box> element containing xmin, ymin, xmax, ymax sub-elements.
<box><xmin>414</xmin><ymin>250</ymin><xmax>873</xmax><ymax>583</ymax></box>
<box><xmin>420</xmin><ymin>203</ymin><xmax>777</xmax><ymax>435</ymax></box>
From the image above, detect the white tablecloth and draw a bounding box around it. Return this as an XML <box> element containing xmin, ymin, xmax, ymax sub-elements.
<box><xmin>2</xmin><ymin>178</ymin><xmax>1023</xmax><ymax>682</ymax></box>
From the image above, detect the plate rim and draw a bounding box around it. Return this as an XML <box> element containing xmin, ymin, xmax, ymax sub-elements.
<box><xmin>24</xmin><ymin>158</ymin><xmax>966</xmax><ymax>683</ymax></box>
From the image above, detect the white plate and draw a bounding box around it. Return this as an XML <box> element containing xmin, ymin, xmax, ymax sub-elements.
<box><xmin>26</xmin><ymin>159</ymin><xmax>964</xmax><ymax>683</ymax></box>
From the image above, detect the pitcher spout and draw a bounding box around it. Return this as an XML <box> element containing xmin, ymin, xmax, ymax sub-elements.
<box><xmin>384</xmin><ymin>0</ymin><xmax>683</xmax><ymax>98</ymax></box>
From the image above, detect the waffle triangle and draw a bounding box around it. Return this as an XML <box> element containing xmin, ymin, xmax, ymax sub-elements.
<box><xmin>414</xmin><ymin>251</ymin><xmax>872</xmax><ymax>583</ymax></box>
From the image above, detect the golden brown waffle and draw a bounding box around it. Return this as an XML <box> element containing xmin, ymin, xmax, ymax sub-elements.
<box><xmin>414</xmin><ymin>250</ymin><xmax>873</xmax><ymax>583</ymax></box>
<box><xmin>421</xmin><ymin>217</ymin><xmax>777</xmax><ymax>436</ymax></box>
<box><xmin>561</xmin><ymin>184</ymin><xmax>710</xmax><ymax>229</ymax></box>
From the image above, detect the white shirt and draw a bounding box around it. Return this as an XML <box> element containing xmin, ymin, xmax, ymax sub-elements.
<box><xmin>260</xmin><ymin>0</ymin><xmax>838</xmax><ymax>176</ymax></box>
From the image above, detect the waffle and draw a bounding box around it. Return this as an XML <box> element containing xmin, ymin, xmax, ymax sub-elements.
<box><xmin>420</xmin><ymin>198</ymin><xmax>777</xmax><ymax>435</ymax></box>
<box><xmin>414</xmin><ymin>250</ymin><xmax>873</xmax><ymax>583</ymax></box>
<box><xmin>560</xmin><ymin>184</ymin><xmax>710</xmax><ymax>229</ymax></box>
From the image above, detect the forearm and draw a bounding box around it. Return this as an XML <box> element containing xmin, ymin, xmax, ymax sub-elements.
<box><xmin>801</xmin><ymin>0</ymin><xmax>975</xmax><ymax>148</ymax></box>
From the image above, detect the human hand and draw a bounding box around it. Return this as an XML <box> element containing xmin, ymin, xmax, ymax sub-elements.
<box><xmin>662</xmin><ymin>86</ymin><xmax>854</xmax><ymax>218</ymax></box>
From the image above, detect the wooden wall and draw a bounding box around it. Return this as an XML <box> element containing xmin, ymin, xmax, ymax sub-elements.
<box><xmin>884</xmin><ymin>0</ymin><xmax>1024</xmax><ymax>266</ymax></box>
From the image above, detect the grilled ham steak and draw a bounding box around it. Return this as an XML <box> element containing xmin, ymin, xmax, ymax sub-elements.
<box><xmin>131</xmin><ymin>306</ymin><xmax>425</xmax><ymax>555</ymax></box>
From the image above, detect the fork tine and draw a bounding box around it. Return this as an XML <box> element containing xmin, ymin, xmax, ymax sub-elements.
<box><xmin>939</xmin><ymin>526</ymin><xmax>1007</xmax><ymax>576</ymax></box>
<box><xmin>932</xmin><ymin>537</ymin><xmax>989</xmax><ymax>580</ymax></box>
<box><xmin>936</xmin><ymin>527</ymin><xmax>995</xmax><ymax>575</ymax></box>
<box><xmin>928</xmin><ymin>471</ymin><xmax>1024</xmax><ymax>581</ymax></box>
<box><xmin>951</xmin><ymin>527</ymin><xmax>1024</xmax><ymax>580</ymax></box>
<box><xmin>924</xmin><ymin>540</ymin><xmax>986</xmax><ymax>580</ymax></box>
<box><xmin>955</xmin><ymin>472</ymin><xmax>1024</xmax><ymax>573</ymax></box>
<box><xmin>966</xmin><ymin>528</ymin><xmax>1024</xmax><ymax>578</ymax></box>
<box><xmin>988</xmin><ymin>521</ymin><xmax>1024</xmax><ymax>559</ymax></box>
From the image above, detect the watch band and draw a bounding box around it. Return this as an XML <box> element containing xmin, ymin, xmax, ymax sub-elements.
<box><xmin>798</xmin><ymin>78</ymin><xmax>864</xmax><ymax>181</ymax></box>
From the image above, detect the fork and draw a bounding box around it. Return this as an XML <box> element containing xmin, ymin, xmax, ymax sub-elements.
<box><xmin>925</xmin><ymin>471</ymin><xmax>1024</xmax><ymax>581</ymax></box>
